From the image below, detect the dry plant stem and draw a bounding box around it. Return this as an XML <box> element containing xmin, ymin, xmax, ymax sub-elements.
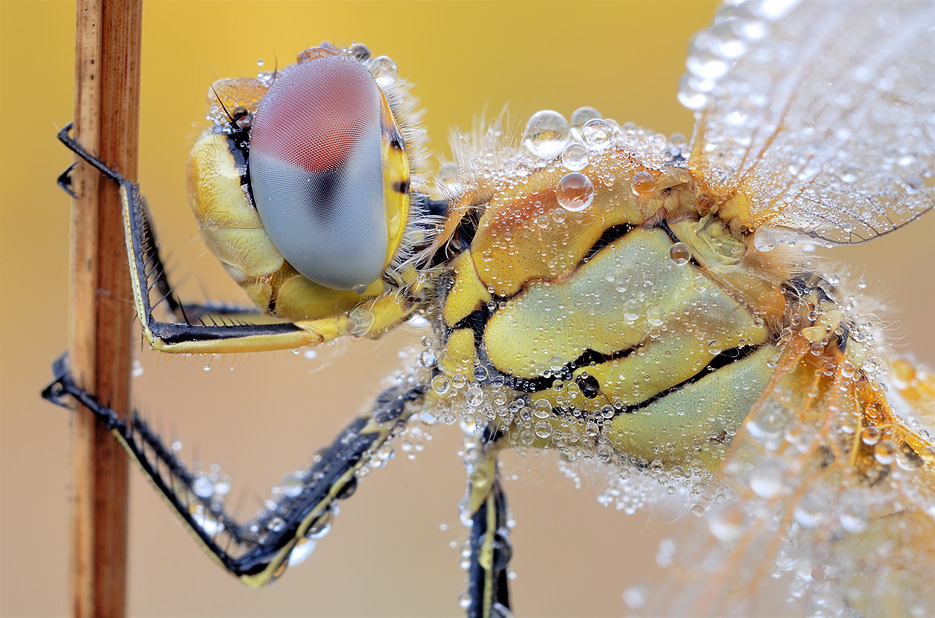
<box><xmin>69</xmin><ymin>0</ymin><xmax>142</xmax><ymax>616</ymax></box>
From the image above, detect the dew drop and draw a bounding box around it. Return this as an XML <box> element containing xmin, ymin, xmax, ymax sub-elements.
<box><xmin>839</xmin><ymin>504</ymin><xmax>868</xmax><ymax>534</ymax></box>
<box><xmin>203</xmin><ymin>362</ymin><xmax>211</xmax><ymax>372</ymax></box>
<box><xmin>669</xmin><ymin>242</ymin><xmax>691</xmax><ymax>265</ymax></box>
<box><xmin>646</xmin><ymin>306</ymin><xmax>664</xmax><ymax>327</ymax></box>
<box><xmin>581</xmin><ymin>118</ymin><xmax>613</xmax><ymax>150</ymax></box>
<box><xmin>706</xmin><ymin>502</ymin><xmax>749</xmax><ymax>542</ymax></box>
<box><xmin>561</xmin><ymin>143</ymin><xmax>589</xmax><ymax>171</ymax></box>
<box><xmin>793</xmin><ymin>494</ymin><xmax>824</xmax><ymax>528</ymax></box>
<box><xmin>753</xmin><ymin>229</ymin><xmax>776</xmax><ymax>252</ymax></box>
<box><xmin>534</xmin><ymin>420</ymin><xmax>552</xmax><ymax>439</ymax></box>
<box><xmin>622</xmin><ymin>586</ymin><xmax>646</xmax><ymax>610</ymax></box>
<box><xmin>749</xmin><ymin>457</ymin><xmax>785</xmax><ymax>498</ymax></box>
<box><xmin>347</xmin><ymin>308</ymin><xmax>375</xmax><ymax>337</ymax></box>
<box><xmin>522</xmin><ymin>110</ymin><xmax>569</xmax><ymax>159</ymax></box>
<box><xmin>288</xmin><ymin>538</ymin><xmax>316</xmax><ymax>566</ymax></box>
<box><xmin>555</xmin><ymin>172</ymin><xmax>594</xmax><ymax>212</ymax></box>
<box><xmin>370</xmin><ymin>55</ymin><xmax>397</xmax><ymax>87</ymax></box>
<box><xmin>532</xmin><ymin>399</ymin><xmax>552</xmax><ymax>419</ymax></box>
<box><xmin>630</xmin><ymin>171</ymin><xmax>656</xmax><ymax>197</ymax></box>
<box><xmin>873</xmin><ymin>440</ymin><xmax>898</xmax><ymax>465</ymax></box>
<box><xmin>282</xmin><ymin>471</ymin><xmax>305</xmax><ymax>498</ymax></box>
<box><xmin>431</xmin><ymin>375</ymin><xmax>450</xmax><ymax>395</ymax></box>
<box><xmin>623</xmin><ymin>299</ymin><xmax>641</xmax><ymax>322</ymax></box>
<box><xmin>570</xmin><ymin>106</ymin><xmax>601</xmax><ymax>138</ymax></box>
<box><xmin>213</xmin><ymin>473</ymin><xmax>232</xmax><ymax>496</ymax></box>
<box><xmin>861</xmin><ymin>426</ymin><xmax>881</xmax><ymax>446</ymax></box>
<box><xmin>466</xmin><ymin>386</ymin><xmax>484</xmax><ymax>407</ymax></box>
<box><xmin>192</xmin><ymin>473</ymin><xmax>214</xmax><ymax>499</ymax></box>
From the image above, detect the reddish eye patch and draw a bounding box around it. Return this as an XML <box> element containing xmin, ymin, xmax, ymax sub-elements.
<box><xmin>251</xmin><ymin>55</ymin><xmax>381</xmax><ymax>172</ymax></box>
<box><xmin>247</xmin><ymin>54</ymin><xmax>389</xmax><ymax>291</ymax></box>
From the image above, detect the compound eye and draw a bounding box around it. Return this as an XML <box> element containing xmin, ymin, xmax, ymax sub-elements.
<box><xmin>249</xmin><ymin>55</ymin><xmax>387</xmax><ymax>290</ymax></box>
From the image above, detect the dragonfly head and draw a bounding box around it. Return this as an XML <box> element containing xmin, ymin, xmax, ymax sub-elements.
<box><xmin>188</xmin><ymin>44</ymin><xmax>431</xmax><ymax>326</ymax></box>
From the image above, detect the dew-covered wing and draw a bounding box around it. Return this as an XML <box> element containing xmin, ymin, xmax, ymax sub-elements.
<box><xmin>682</xmin><ymin>0</ymin><xmax>935</xmax><ymax>245</ymax></box>
<box><xmin>639</xmin><ymin>339</ymin><xmax>935</xmax><ymax>616</ymax></box>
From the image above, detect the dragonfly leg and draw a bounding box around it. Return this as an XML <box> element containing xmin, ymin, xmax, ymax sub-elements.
<box><xmin>43</xmin><ymin>353</ymin><xmax>427</xmax><ymax>587</ymax></box>
<box><xmin>57</xmin><ymin>123</ymin><xmax>328</xmax><ymax>354</ymax></box>
<box><xmin>463</xmin><ymin>428</ymin><xmax>512</xmax><ymax>618</ymax></box>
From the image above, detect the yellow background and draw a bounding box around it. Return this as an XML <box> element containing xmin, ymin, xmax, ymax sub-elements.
<box><xmin>2</xmin><ymin>1</ymin><xmax>933</xmax><ymax>616</ymax></box>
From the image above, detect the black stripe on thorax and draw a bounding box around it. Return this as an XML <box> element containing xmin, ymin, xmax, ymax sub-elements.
<box><xmin>614</xmin><ymin>343</ymin><xmax>761</xmax><ymax>416</ymax></box>
<box><xmin>474</xmin><ymin>340</ymin><xmax>763</xmax><ymax>417</ymax></box>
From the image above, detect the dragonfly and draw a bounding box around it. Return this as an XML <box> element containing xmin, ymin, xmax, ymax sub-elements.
<box><xmin>43</xmin><ymin>0</ymin><xmax>935</xmax><ymax>615</ymax></box>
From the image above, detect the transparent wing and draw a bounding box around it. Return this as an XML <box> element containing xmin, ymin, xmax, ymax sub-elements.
<box><xmin>682</xmin><ymin>0</ymin><xmax>935</xmax><ymax>244</ymax></box>
<box><xmin>640</xmin><ymin>338</ymin><xmax>935</xmax><ymax>616</ymax></box>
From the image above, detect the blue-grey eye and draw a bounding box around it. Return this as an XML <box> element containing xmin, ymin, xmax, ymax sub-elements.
<box><xmin>249</xmin><ymin>55</ymin><xmax>387</xmax><ymax>291</ymax></box>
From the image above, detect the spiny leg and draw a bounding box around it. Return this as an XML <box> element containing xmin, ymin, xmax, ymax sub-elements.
<box><xmin>463</xmin><ymin>427</ymin><xmax>513</xmax><ymax>618</ymax></box>
<box><xmin>43</xmin><ymin>353</ymin><xmax>426</xmax><ymax>586</ymax></box>
<box><xmin>57</xmin><ymin>124</ymin><xmax>257</xmax><ymax>326</ymax></box>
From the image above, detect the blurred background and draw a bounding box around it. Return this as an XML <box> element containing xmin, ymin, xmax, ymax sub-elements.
<box><xmin>2</xmin><ymin>1</ymin><xmax>933</xmax><ymax>616</ymax></box>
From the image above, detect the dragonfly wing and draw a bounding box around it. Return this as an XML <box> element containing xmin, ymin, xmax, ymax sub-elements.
<box><xmin>640</xmin><ymin>337</ymin><xmax>935</xmax><ymax>616</ymax></box>
<box><xmin>683</xmin><ymin>0</ymin><xmax>935</xmax><ymax>245</ymax></box>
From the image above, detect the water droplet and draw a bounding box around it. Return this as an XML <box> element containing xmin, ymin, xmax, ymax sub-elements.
<box><xmin>646</xmin><ymin>306</ymin><xmax>664</xmax><ymax>327</ymax></box>
<box><xmin>431</xmin><ymin>375</ymin><xmax>450</xmax><ymax>395</ymax></box>
<box><xmin>874</xmin><ymin>440</ymin><xmax>898</xmax><ymax>465</ymax></box>
<box><xmin>192</xmin><ymin>505</ymin><xmax>221</xmax><ymax>534</ymax></box>
<box><xmin>749</xmin><ymin>457</ymin><xmax>785</xmax><ymax>498</ymax></box>
<box><xmin>623</xmin><ymin>299</ymin><xmax>641</xmax><ymax>322</ymax></box>
<box><xmin>288</xmin><ymin>538</ymin><xmax>316</xmax><ymax>566</ymax></box>
<box><xmin>570</xmin><ymin>106</ymin><xmax>601</xmax><ymax>138</ymax></box>
<box><xmin>630</xmin><ymin>171</ymin><xmax>656</xmax><ymax>197</ymax></box>
<box><xmin>706</xmin><ymin>502</ymin><xmax>749</xmax><ymax>541</ymax></box>
<box><xmin>407</xmin><ymin>314</ymin><xmax>429</xmax><ymax>328</ymax></box>
<box><xmin>561</xmin><ymin>143</ymin><xmax>589</xmax><ymax>171</ymax></box>
<box><xmin>839</xmin><ymin>504</ymin><xmax>868</xmax><ymax>533</ymax></box>
<box><xmin>622</xmin><ymin>586</ymin><xmax>647</xmax><ymax>610</ymax></box>
<box><xmin>466</xmin><ymin>386</ymin><xmax>484</xmax><ymax>407</ymax></box>
<box><xmin>370</xmin><ymin>55</ymin><xmax>397</xmax><ymax>87</ymax></box>
<box><xmin>522</xmin><ymin>110</ymin><xmax>569</xmax><ymax>159</ymax></box>
<box><xmin>267</xmin><ymin>516</ymin><xmax>286</xmax><ymax>532</ymax></box>
<box><xmin>213</xmin><ymin>473</ymin><xmax>232</xmax><ymax>496</ymax></box>
<box><xmin>554</xmin><ymin>172</ymin><xmax>594</xmax><ymax>212</ymax></box>
<box><xmin>669</xmin><ymin>242</ymin><xmax>691</xmax><ymax>265</ymax></box>
<box><xmin>420</xmin><ymin>350</ymin><xmax>437</xmax><ymax>368</ymax></box>
<box><xmin>203</xmin><ymin>362</ymin><xmax>211</xmax><ymax>372</ymax></box>
<box><xmin>282</xmin><ymin>471</ymin><xmax>305</xmax><ymax>498</ymax></box>
<box><xmin>581</xmin><ymin>118</ymin><xmax>613</xmax><ymax>150</ymax></box>
<box><xmin>707</xmin><ymin>340</ymin><xmax>723</xmax><ymax>355</ymax></box>
<box><xmin>534</xmin><ymin>420</ymin><xmax>552</xmax><ymax>439</ymax></box>
<box><xmin>753</xmin><ymin>229</ymin><xmax>776</xmax><ymax>252</ymax></box>
<box><xmin>793</xmin><ymin>493</ymin><xmax>825</xmax><ymax>528</ymax></box>
<box><xmin>192</xmin><ymin>473</ymin><xmax>214</xmax><ymax>499</ymax></box>
<box><xmin>347</xmin><ymin>308</ymin><xmax>375</xmax><ymax>337</ymax></box>
<box><xmin>131</xmin><ymin>359</ymin><xmax>144</xmax><ymax>378</ymax></box>
<box><xmin>861</xmin><ymin>426</ymin><xmax>881</xmax><ymax>445</ymax></box>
